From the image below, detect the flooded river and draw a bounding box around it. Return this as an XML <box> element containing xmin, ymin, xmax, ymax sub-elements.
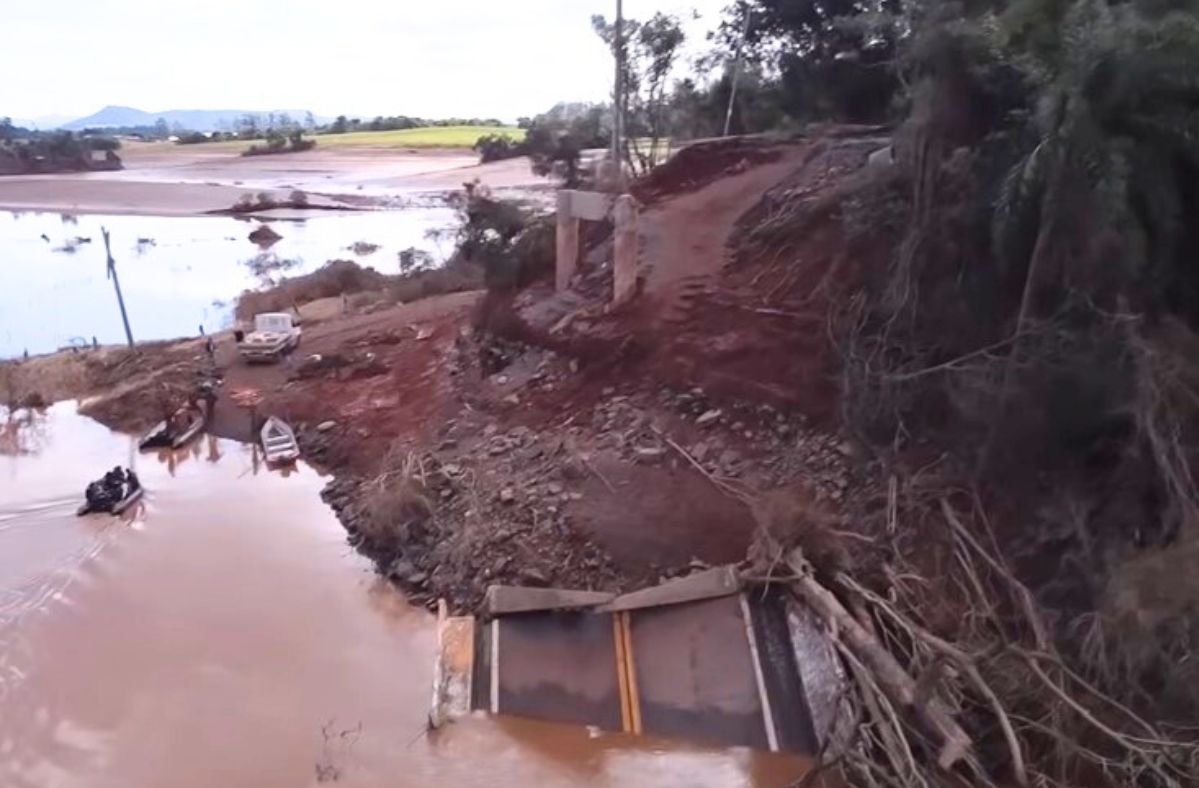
<box><xmin>0</xmin><ymin>207</ymin><xmax>455</xmax><ymax>358</ymax></box>
<box><xmin>0</xmin><ymin>405</ymin><xmax>809</xmax><ymax>787</ymax></box>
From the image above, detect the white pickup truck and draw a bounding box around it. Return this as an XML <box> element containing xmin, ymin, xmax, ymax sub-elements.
<box><xmin>239</xmin><ymin>312</ymin><xmax>302</xmax><ymax>363</ymax></box>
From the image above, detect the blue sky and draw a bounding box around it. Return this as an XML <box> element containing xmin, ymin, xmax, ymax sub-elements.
<box><xmin>2</xmin><ymin>0</ymin><xmax>728</xmax><ymax>124</ymax></box>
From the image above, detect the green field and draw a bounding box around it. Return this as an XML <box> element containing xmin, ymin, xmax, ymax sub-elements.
<box><xmin>312</xmin><ymin>125</ymin><xmax>524</xmax><ymax>149</ymax></box>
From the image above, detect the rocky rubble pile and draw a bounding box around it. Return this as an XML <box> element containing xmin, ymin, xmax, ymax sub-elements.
<box><xmin>586</xmin><ymin>384</ymin><xmax>854</xmax><ymax>501</ymax></box>
<box><xmin>320</xmin><ymin>327</ymin><xmax>858</xmax><ymax>614</ymax></box>
<box><xmin>323</xmin><ymin>415</ymin><xmax>627</xmax><ymax>612</ymax></box>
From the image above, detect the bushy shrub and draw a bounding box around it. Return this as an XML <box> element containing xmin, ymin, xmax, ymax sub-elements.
<box><xmin>474</xmin><ymin>133</ymin><xmax>521</xmax><ymax>163</ymax></box>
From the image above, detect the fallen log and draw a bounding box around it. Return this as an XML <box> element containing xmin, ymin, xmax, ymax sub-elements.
<box><xmin>784</xmin><ymin>549</ymin><xmax>974</xmax><ymax>772</ymax></box>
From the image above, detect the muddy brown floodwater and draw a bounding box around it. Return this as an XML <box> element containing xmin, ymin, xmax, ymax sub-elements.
<box><xmin>0</xmin><ymin>405</ymin><xmax>811</xmax><ymax>787</ymax></box>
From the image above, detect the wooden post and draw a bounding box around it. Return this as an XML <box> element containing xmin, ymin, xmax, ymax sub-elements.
<box><xmin>101</xmin><ymin>227</ymin><xmax>135</xmax><ymax>348</ymax></box>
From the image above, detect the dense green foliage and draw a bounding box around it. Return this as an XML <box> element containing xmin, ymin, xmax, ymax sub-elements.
<box><xmin>688</xmin><ymin>2</ymin><xmax>1199</xmax><ymax>782</ymax></box>
<box><xmin>243</xmin><ymin>128</ymin><xmax>316</xmax><ymax>156</ymax></box>
<box><xmin>0</xmin><ymin>123</ymin><xmax>122</xmax><ymax>172</ymax></box>
<box><xmin>713</xmin><ymin>0</ymin><xmax>906</xmax><ymax>123</ymax></box>
<box><xmin>473</xmin><ymin>103</ymin><xmax>609</xmax><ymax>187</ymax></box>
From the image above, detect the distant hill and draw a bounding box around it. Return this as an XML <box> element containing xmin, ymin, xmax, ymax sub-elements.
<box><xmin>60</xmin><ymin>106</ymin><xmax>325</xmax><ymax>132</ymax></box>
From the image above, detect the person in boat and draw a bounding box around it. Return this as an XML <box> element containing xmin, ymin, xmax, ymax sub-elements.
<box><xmin>171</xmin><ymin>405</ymin><xmax>192</xmax><ymax>432</ymax></box>
<box><xmin>85</xmin><ymin>480</ymin><xmax>108</xmax><ymax>509</ymax></box>
<box><xmin>196</xmin><ymin>380</ymin><xmax>218</xmax><ymax>422</ymax></box>
<box><xmin>103</xmin><ymin>466</ymin><xmax>126</xmax><ymax>490</ymax></box>
<box><xmin>86</xmin><ymin>467</ymin><xmax>125</xmax><ymax>510</ymax></box>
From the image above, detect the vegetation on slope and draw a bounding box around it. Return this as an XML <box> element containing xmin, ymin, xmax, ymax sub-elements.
<box><xmin>712</xmin><ymin>0</ymin><xmax>1199</xmax><ymax>785</ymax></box>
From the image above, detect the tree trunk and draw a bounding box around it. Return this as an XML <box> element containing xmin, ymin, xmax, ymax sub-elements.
<box><xmin>980</xmin><ymin>160</ymin><xmax>1065</xmax><ymax>472</ymax></box>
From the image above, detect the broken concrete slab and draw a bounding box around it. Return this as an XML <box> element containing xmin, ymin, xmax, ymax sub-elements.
<box><xmin>491</xmin><ymin>610</ymin><xmax>624</xmax><ymax>731</ymax></box>
<box><xmin>569</xmin><ymin>190</ymin><xmax>616</xmax><ymax>222</ymax></box>
<box><xmin>629</xmin><ymin>594</ymin><xmax>771</xmax><ymax>749</ymax></box>
<box><xmin>429</xmin><ymin>601</ymin><xmax>475</xmax><ymax>729</ymax></box>
<box><xmin>485</xmin><ymin>585</ymin><xmax>615</xmax><ymax>616</ymax></box>
<box><xmin>599</xmin><ymin>566</ymin><xmax>741</xmax><ymax>613</ymax></box>
<box><xmin>450</xmin><ymin>576</ymin><xmax>844</xmax><ymax>759</ymax></box>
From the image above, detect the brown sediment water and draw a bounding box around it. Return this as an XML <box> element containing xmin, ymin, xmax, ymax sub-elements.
<box><xmin>0</xmin><ymin>405</ymin><xmax>813</xmax><ymax>787</ymax></box>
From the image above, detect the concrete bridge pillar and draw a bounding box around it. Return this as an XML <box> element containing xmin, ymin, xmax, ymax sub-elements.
<box><xmin>612</xmin><ymin>195</ymin><xmax>639</xmax><ymax>306</ymax></box>
<box><xmin>555</xmin><ymin>189</ymin><xmax>640</xmax><ymax>305</ymax></box>
<box><xmin>556</xmin><ymin>190</ymin><xmax>581</xmax><ymax>292</ymax></box>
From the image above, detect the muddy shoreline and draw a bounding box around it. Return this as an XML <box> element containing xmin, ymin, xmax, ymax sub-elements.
<box><xmin>0</xmin><ymin>143</ymin><xmax>550</xmax><ymax>218</ymax></box>
<box><xmin>3</xmin><ymin>136</ymin><xmax>856</xmax><ymax>613</ymax></box>
<box><xmin>6</xmin><ymin>276</ymin><xmax>851</xmax><ymax>615</ymax></box>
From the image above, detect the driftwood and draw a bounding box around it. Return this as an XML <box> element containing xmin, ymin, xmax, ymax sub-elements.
<box><xmin>749</xmin><ymin>481</ymin><xmax>1199</xmax><ymax>787</ymax></box>
<box><xmin>784</xmin><ymin>548</ymin><xmax>974</xmax><ymax>772</ymax></box>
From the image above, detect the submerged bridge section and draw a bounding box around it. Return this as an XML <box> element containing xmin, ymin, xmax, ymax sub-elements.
<box><xmin>431</xmin><ymin>567</ymin><xmax>847</xmax><ymax>755</ymax></box>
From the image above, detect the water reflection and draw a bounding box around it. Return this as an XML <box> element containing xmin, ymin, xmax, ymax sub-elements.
<box><xmin>0</xmin><ymin>208</ymin><xmax>455</xmax><ymax>358</ymax></box>
<box><xmin>0</xmin><ymin>407</ymin><xmax>48</xmax><ymax>457</ymax></box>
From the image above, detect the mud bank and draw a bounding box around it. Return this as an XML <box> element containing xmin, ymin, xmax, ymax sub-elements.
<box><xmin>7</xmin><ymin>290</ymin><xmax>852</xmax><ymax>615</ymax></box>
<box><xmin>0</xmin><ymin>144</ymin><xmax>550</xmax><ymax>218</ymax></box>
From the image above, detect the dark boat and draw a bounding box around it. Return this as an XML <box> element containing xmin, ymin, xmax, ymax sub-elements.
<box><xmin>139</xmin><ymin>407</ymin><xmax>206</xmax><ymax>450</ymax></box>
<box><xmin>77</xmin><ymin>471</ymin><xmax>144</xmax><ymax>516</ymax></box>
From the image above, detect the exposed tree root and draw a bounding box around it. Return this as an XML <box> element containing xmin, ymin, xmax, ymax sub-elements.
<box><xmin>755</xmin><ymin>493</ymin><xmax>1199</xmax><ymax>787</ymax></box>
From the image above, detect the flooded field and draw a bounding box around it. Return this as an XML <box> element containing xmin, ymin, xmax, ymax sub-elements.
<box><xmin>0</xmin><ymin>405</ymin><xmax>809</xmax><ymax>787</ymax></box>
<box><xmin>0</xmin><ymin>207</ymin><xmax>456</xmax><ymax>358</ymax></box>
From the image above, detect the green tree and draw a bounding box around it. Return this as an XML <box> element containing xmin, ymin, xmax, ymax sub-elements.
<box><xmin>993</xmin><ymin>0</ymin><xmax>1199</xmax><ymax>328</ymax></box>
<box><xmin>592</xmin><ymin>11</ymin><xmax>686</xmax><ymax>172</ymax></box>
<box><xmin>238</xmin><ymin>113</ymin><xmax>260</xmax><ymax>138</ymax></box>
<box><xmin>512</xmin><ymin>103</ymin><xmax>613</xmax><ymax>186</ymax></box>
<box><xmin>712</xmin><ymin>0</ymin><xmax>906</xmax><ymax>123</ymax></box>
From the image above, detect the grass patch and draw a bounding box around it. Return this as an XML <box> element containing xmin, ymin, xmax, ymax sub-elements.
<box><xmin>314</xmin><ymin>125</ymin><xmax>524</xmax><ymax>149</ymax></box>
<box><xmin>127</xmin><ymin>125</ymin><xmax>525</xmax><ymax>157</ymax></box>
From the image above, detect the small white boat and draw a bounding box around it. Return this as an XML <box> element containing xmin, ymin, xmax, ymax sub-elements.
<box><xmin>260</xmin><ymin>416</ymin><xmax>300</xmax><ymax>465</ymax></box>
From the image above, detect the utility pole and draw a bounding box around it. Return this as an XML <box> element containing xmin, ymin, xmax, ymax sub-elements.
<box><xmin>723</xmin><ymin>2</ymin><xmax>752</xmax><ymax>138</ymax></box>
<box><xmin>101</xmin><ymin>227</ymin><xmax>135</xmax><ymax>348</ymax></box>
<box><xmin>612</xmin><ymin>0</ymin><xmax>624</xmax><ymax>164</ymax></box>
